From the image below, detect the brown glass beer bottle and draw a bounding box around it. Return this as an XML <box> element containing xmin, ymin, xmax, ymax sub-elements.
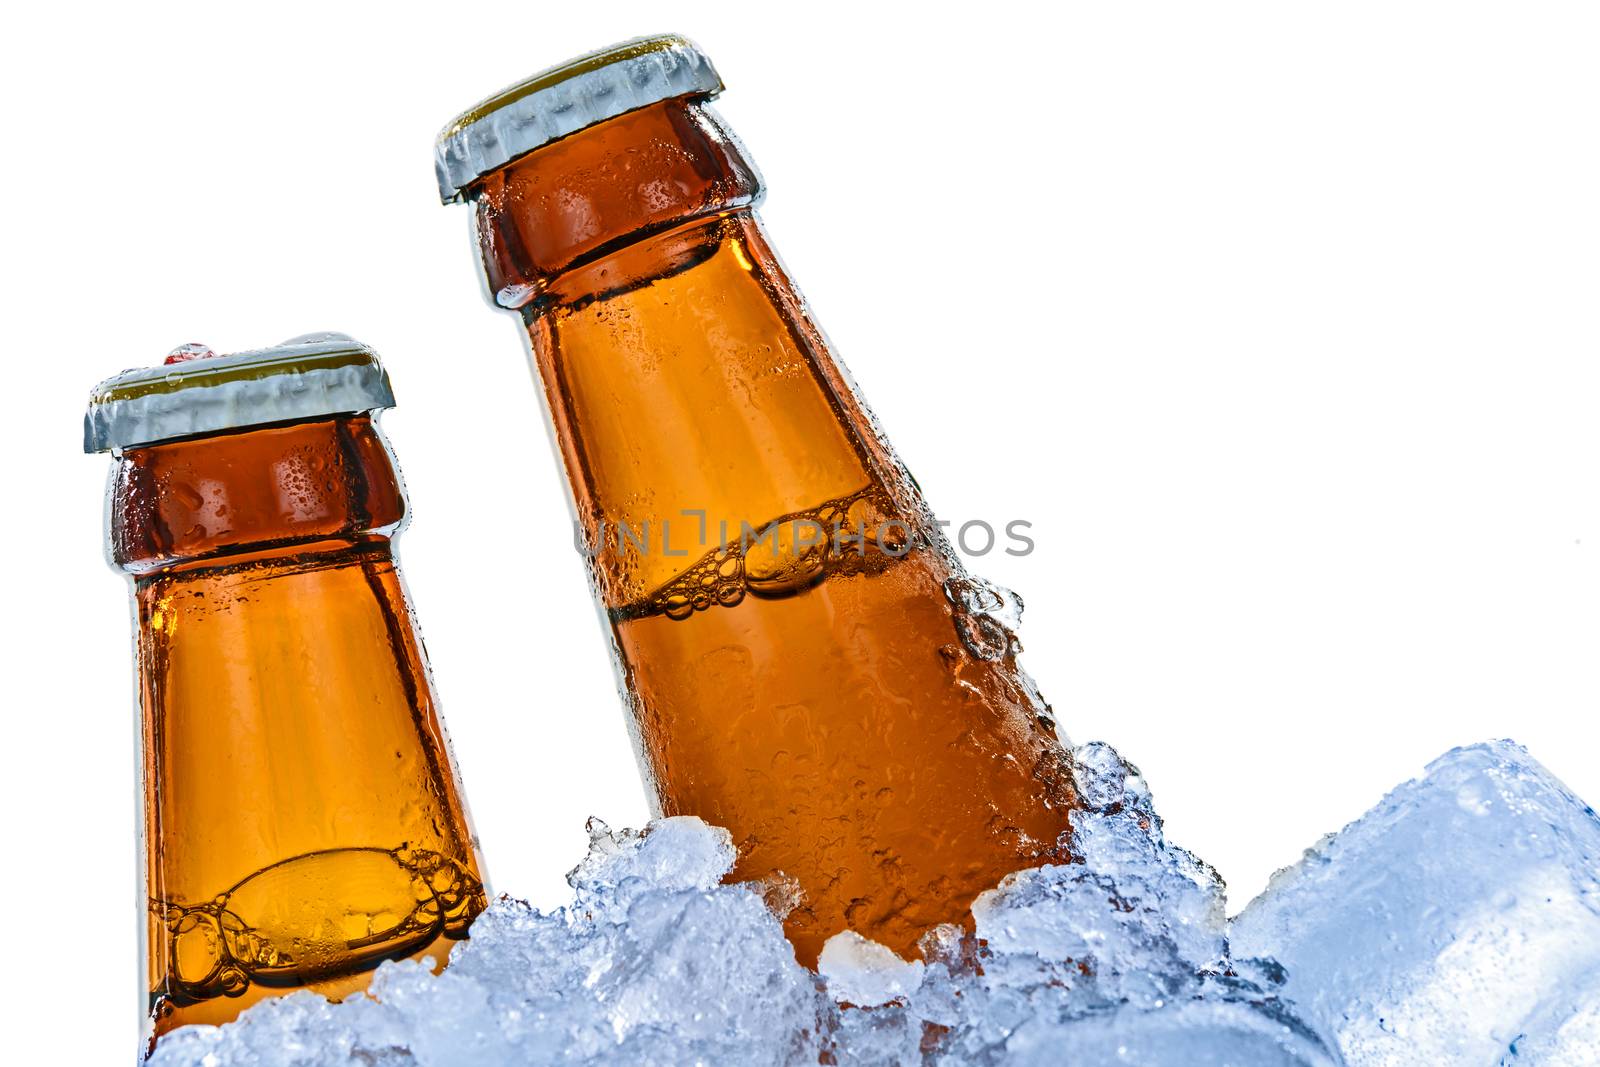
<box><xmin>436</xmin><ymin>37</ymin><xmax>1075</xmax><ymax>965</ymax></box>
<box><xmin>86</xmin><ymin>335</ymin><xmax>487</xmax><ymax>1046</ymax></box>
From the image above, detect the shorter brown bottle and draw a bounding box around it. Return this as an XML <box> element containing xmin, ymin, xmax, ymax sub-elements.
<box><xmin>86</xmin><ymin>334</ymin><xmax>487</xmax><ymax>1049</ymax></box>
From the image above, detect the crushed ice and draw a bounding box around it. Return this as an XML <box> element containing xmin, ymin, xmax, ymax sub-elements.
<box><xmin>150</xmin><ymin>740</ymin><xmax>1600</xmax><ymax>1066</ymax></box>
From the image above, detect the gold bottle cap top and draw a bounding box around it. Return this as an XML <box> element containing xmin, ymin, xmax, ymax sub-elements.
<box><xmin>83</xmin><ymin>333</ymin><xmax>395</xmax><ymax>453</ymax></box>
<box><xmin>434</xmin><ymin>34</ymin><xmax>723</xmax><ymax>205</ymax></box>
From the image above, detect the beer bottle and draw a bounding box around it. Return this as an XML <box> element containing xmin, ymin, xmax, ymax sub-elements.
<box><xmin>86</xmin><ymin>335</ymin><xmax>487</xmax><ymax>1045</ymax></box>
<box><xmin>435</xmin><ymin>37</ymin><xmax>1075</xmax><ymax>965</ymax></box>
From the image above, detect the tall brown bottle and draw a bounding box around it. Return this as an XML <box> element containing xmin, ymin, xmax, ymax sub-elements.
<box><xmin>86</xmin><ymin>336</ymin><xmax>487</xmax><ymax>1048</ymax></box>
<box><xmin>437</xmin><ymin>37</ymin><xmax>1075</xmax><ymax>965</ymax></box>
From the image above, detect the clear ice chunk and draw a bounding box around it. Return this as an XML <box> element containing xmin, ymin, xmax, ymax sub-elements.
<box><xmin>818</xmin><ymin>931</ymin><xmax>926</xmax><ymax>1007</ymax></box>
<box><xmin>1231</xmin><ymin>740</ymin><xmax>1600</xmax><ymax>1066</ymax></box>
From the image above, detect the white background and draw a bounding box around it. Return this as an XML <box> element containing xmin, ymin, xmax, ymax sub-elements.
<box><xmin>4</xmin><ymin>3</ymin><xmax>1599</xmax><ymax>1061</ymax></box>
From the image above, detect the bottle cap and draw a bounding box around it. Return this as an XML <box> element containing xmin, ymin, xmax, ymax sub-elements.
<box><xmin>434</xmin><ymin>34</ymin><xmax>722</xmax><ymax>204</ymax></box>
<box><xmin>83</xmin><ymin>333</ymin><xmax>395</xmax><ymax>453</ymax></box>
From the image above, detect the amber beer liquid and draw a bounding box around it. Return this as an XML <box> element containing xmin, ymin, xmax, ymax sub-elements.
<box><xmin>437</xmin><ymin>37</ymin><xmax>1076</xmax><ymax>964</ymax></box>
<box><xmin>86</xmin><ymin>337</ymin><xmax>487</xmax><ymax>1045</ymax></box>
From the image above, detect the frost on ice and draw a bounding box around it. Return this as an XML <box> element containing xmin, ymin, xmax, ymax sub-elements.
<box><xmin>150</xmin><ymin>740</ymin><xmax>1600</xmax><ymax>1066</ymax></box>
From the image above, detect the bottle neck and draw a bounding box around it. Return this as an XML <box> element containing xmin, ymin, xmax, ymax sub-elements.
<box><xmin>470</xmin><ymin>107</ymin><xmax>923</xmax><ymax>609</ymax></box>
<box><xmin>111</xmin><ymin>415</ymin><xmax>406</xmax><ymax>575</ymax></box>
<box><xmin>468</xmin><ymin>98</ymin><xmax>763</xmax><ymax>310</ymax></box>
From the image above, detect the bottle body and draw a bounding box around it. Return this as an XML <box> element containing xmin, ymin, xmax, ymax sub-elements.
<box><xmin>468</xmin><ymin>99</ymin><xmax>1075</xmax><ymax>963</ymax></box>
<box><xmin>113</xmin><ymin>415</ymin><xmax>486</xmax><ymax>1040</ymax></box>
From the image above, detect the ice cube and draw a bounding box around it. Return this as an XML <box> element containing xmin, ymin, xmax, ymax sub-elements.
<box><xmin>1231</xmin><ymin>740</ymin><xmax>1600</xmax><ymax>1066</ymax></box>
<box><xmin>968</xmin><ymin>741</ymin><xmax>1228</xmax><ymax>1010</ymax></box>
<box><xmin>146</xmin><ymin>988</ymin><xmax>416</xmax><ymax>1067</ymax></box>
<box><xmin>1071</xmin><ymin>737</ymin><xmax>1132</xmax><ymax>810</ymax></box>
<box><xmin>565</xmin><ymin>814</ymin><xmax>736</xmax><ymax>913</ymax></box>
<box><xmin>818</xmin><ymin>930</ymin><xmax>925</xmax><ymax>1007</ymax></box>
<box><xmin>940</xmin><ymin>742</ymin><xmax>1333</xmax><ymax>1065</ymax></box>
<box><xmin>1009</xmin><ymin>995</ymin><xmax>1340</xmax><ymax>1067</ymax></box>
